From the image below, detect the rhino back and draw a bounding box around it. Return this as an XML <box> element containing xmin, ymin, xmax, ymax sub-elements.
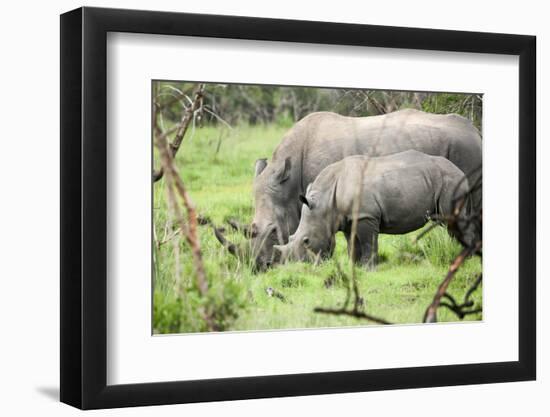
<box><xmin>270</xmin><ymin>110</ymin><xmax>480</xmax><ymax>192</ymax></box>
<box><xmin>330</xmin><ymin>151</ymin><xmax>453</xmax><ymax>234</ymax></box>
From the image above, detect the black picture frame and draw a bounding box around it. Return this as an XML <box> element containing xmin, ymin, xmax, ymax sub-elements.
<box><xmin>60</xmin><ymin>6</ymin><xmax>536</xmax><ymax>410</ymax></box>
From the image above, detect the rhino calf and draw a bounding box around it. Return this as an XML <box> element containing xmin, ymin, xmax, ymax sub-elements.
<box><xmin>273</xmin><ymin>150</ymin><xmax>471</xmax><ymax>267</ymax></box>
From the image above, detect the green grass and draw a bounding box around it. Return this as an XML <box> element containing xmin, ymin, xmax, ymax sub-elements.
<box><xmin>153</xmin><ymin>124</ymin><xmax>482</xmax><ymax>334</ymax></box>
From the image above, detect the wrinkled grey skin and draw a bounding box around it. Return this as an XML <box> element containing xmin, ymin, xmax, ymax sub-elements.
<box><xmin>273</xmin><ymin>151</ymin><xmax>472</xmax><ymax>267</ymax></box>
<box><xmin>252</xmin><ymin>109</ymin><xmax>481</xmax><ymax>270</ymax></box>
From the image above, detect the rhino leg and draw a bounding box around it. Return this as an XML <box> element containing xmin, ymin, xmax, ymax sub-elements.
<box><xmin>357</xmin><ymin>219</ymin><xmax>380</xmax><ymax>269</ymax></box>
<box><xmin>345</xmin><ymin>218</ymin><xmax>380</xmax><ymax>269</ymax></box>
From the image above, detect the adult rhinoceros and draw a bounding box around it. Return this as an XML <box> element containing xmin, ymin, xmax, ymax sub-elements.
<box><xmin>250</xmin><ymin>109</ymin><xmax>481</xmax><ymax>270</ymax></box>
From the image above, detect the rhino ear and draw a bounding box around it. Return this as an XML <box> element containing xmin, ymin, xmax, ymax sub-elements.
<box><xmin>274</xmin><ymin>157</ymin><xmax>291</xmax><ymax>184</ymax></box>
<box><xmin>254</xmin><ymin>158</ymin><xmax>268</xmax><ymax>177</ymax></box>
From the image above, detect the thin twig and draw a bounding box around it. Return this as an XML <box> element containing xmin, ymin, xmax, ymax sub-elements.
<box><xmin>438</xmin><ymin>274</ymin><xmax>483</xmax><ymax>319</ymax></box>
<box><xmin>153</xmin><ymin>84</ymin><xmax>205</xmax><ymax>182</ymax></box>
<box><xmin>314</xmin><ymin>307</ymin><xmax>392</xmax><ymax>325</ymax></box>
<box><xmin>227</xmin><ymin>219</ymin><xmax>252</xmax><ymax>238</ymax></box>
<box><xmin>157</xmin><ymin>228</ymin><xmax>181</xmax><ymax>247</ymax></box>
<box><xmin>213</xmin><ymin>226</ymin><xmax>240</xmax><ymax>257</ymax></box>
<box><xmin>423</xmin><ymin>241</ymin><xmax>482</xmax><ymax>323</ymax></box>
<box><xmin>154</xmin><ymin>93</ymin><xmax>217</xmax><ymax>331</ymax></box>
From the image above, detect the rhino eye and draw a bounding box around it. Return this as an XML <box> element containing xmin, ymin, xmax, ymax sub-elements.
<box><xmin>267</xmin><ymin>226</ymin><xmax>279</xmax><ymax>242</ymax></box>
<box><xmin>302</xmin><ymin>236</ymin><xmax>310</xmax><ymax>246</ymax></box>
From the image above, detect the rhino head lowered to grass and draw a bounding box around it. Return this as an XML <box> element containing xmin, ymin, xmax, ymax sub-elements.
<box><xmin>219</xmin><ymin>109</ymin><xmax>482</xmax><ymax>271</ymax></box>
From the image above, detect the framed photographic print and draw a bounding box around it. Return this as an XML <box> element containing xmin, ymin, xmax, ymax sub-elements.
<box><xmin>60</xmin><ymin>6</ymin><xmax>536</xmax><ymax>410</ymax></box>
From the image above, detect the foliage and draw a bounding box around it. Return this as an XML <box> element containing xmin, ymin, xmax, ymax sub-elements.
<box><xmin>153</xmin><ymin>273</ymin><xmax>246</xmax><ymax>333</ymax></box>
<box><xmin>154</xmin><ymin>81</ymin><xmax>483</xmax><ymax>131</ymax></box>
<box><xmin>422</xmin><ymin>93</ymin><xmax>482</xmax><ymax>131</ymax></box>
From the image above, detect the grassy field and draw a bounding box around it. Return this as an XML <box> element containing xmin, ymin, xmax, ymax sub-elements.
<box><xmin>153</xmin><ymin>123</ymin><xmax>482</xmax><ymax>334</ymax></box>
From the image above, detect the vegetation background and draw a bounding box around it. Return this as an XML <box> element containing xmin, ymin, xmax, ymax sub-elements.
<box><xmin>152</xmin><ymin>82</ymin><xmax>483</xmax><ymax>333</ymax></box>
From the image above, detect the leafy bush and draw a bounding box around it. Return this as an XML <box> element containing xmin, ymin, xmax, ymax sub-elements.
<box><xmin>153</xmin><ymin>269</ymin><xmax>246</xmax><ymax>334</ymax></box>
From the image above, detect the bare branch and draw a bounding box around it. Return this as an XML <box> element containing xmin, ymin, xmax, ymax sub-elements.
<box><xmin>153</xmin><ymin>83</ymin><xmax>205</xmax><ymax>182</ymax></box>
<box><xmin>314</xmin><ymin>307</ymin><xmax>391</xmax><ymax>325</ymax></box>
<box><xmin>227</xmin><ymin>219</ymin><xmax>252</xmax><ymax>238</ymax></box>
<box><xmin>438</xmin><ymin>274</ymin><xmax>482</xmax><ymax>319</ymax></box>
<box><xmin>156</xmin><ymin>228</ymin><xmax>181</xmax><ymax>247</ymax></box>
<box><xmin>213</xmin><ymin>226</ymin><xmax>240</xmax><ymax>258</ymax></box>
<box><xmin>154</xmin><ymin>94</ymin><xmax>217</xmax><ymax>331</ymax></box>
<box><xmin>423</xmin><ymin>241</ymin><xmax>482</xmax><ymax>323</ymax></box>
<box><xmin>203</xmin><ymin>106</ymin><xmax>233</xmax><ymax>130</ymax></box>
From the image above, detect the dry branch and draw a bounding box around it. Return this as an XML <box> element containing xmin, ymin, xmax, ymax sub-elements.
<box><xmin>314</xmin><ymin>307</ymin><xmax>391</xmax><ymax>325</ymax></box>
<box><xmin>153</xmin><ymin>84</ymin><xmax>205</xmax><ymax>182</ymax></box>
<box><xmin>227</xmin><ymin>219</ymin><xmax>252</xmax><ymax>238</ymax></box>
<box><xmin>154</xmin><ymin>94</ymin><xmax>217</xmax><ymax>331</ymax></box>
<box><xmin>348</xmin><ymin>162</ymin><xmax>364</xmax><ymax>310</ymax></box>
<box><xmin>156</xmin><ymin>228</ymin><xmax>181</xmax><ymax>248</ymax></box>
<box><xmin>438</xmin><ymin>274</ymin><xmax>482</xmax><ymax>319</ymax></box>
<box><xmin>156</xmin><ymin>134</ymin><xmax>208</xmax><ymax>292</ymax></box>
<box><xmin>423</xmin><ymin>241</ymin><xmax>482</xmax><ymax>323</ymax></box>
<box><xmin>213</xmin><ymin>226</ymin><xmax>240</xmax><ymax>257</ymax></box>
